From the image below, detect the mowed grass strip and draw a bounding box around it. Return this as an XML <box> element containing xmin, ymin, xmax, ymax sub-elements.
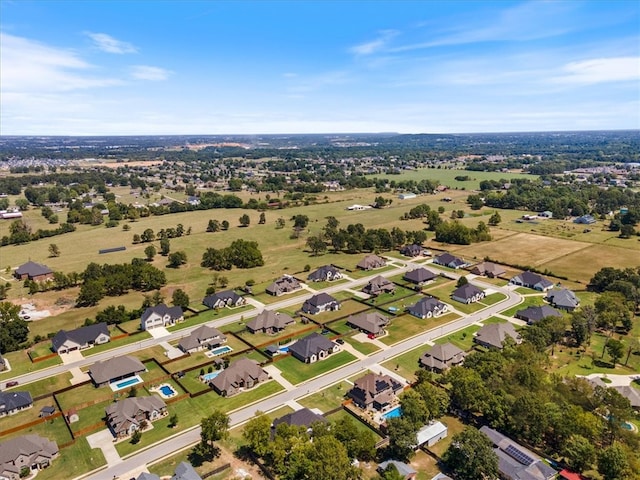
<box><xmin>275</xmin><ymin>351</ymin><xmax>357</xmax><ymax>385</ymax></box>
<box><xmin>344</xmin><ymin>337</ymin><xmax>381</xmax><ymax>356</ymax></box>
<box><xmin>36</xmin><ymin>437</ymin><xmax>106</xmax><ymax>480</ymax></box>
<box><xmin>500</xmin><ymin>295</ymin><xmax>545</xmax><ymax>317</ymax></box>
<box><xmin>0</xmin><ymin>350</ymin><xmax>62</xmax><ymax>380</ymax></box>
<box><xmin>434</xmin><ymin>325</ymin><xmax>481</xmax><ymax>352</ymax></box>
<box><xmin>298</xmin><ymin>380</ymin><xmax>352</xmax><ymax>413</ymax></box>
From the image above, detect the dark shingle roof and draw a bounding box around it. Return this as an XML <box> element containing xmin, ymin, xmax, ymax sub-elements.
<box><xmin>515</xmin><ymin>305</ymin><xmax>562</xmax><ymax>324</ymax></box>
<box><xmin>52</xmin><ymin>322</ymin><xmax>109</xmax><ymax>352</ymax></box>
<box><xmin>89</xmin><ymin>356</ymin><xmax>145</xmax><ymax>385</ymax></box>
<box><xmin>272</xmin><ymin>408</ymin><xmax>327</xmax><ymax>428</ymax></box>
<box><xmin>408</xmin><ymin>297</ymin><xmax>446</xmax><ymax>317</ymax></box>
<box><xmin>307</xmin><ymin>265</ymin><xmax>340</xmax><ymax>281</ymax></box>
<box><xmin>289</xmin><ymin>332</ymin><xmax>335</xmax><ymax>359</ymax></box>
<box><xmin>403</xmin><ymin>267</ymin><xmax>436</xmax><ymax>284</ymax></box>
<box><xmin>203</xmin><ymin>290</ymin><xmax>243</xmax><ymax>308</ymax></box>
<box><xmin>15</xmin><ymin>261</ymin><xmax>52</xmax><ymax>277</ymax></box>
<box><xmin>141</xmin><ymin>304</ymin><xmax>183</xmax><ymax>323</ymax></box>
<box><xmin>0</xmin><ymin>391</ymin><xmax>33</xmax><ymax>413</ymax></box>
<box><xmin>452</xmin><ymin>283</ymin><xmax>484</xmax><ymax>300</ymax></box>
<box><xmin>303</xmin><ymin>292</ymin><xmax>337</xmax><ymax>308</ymax></box>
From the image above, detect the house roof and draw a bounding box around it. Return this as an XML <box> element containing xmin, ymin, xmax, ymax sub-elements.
<box><xmin>471</xmin><ymin>261</ymin><xmax>506</xmax><ymax>276</ymax></box>
<box><xmin>0</xmin><ymin>435</ymin><xmax>58</xmax><ymax>470</ymax></box>
<box><xmin>612</xmin><ymin>385</ymin><xmax>640</xmax><ymax>408</ymax></box>
<box><xmin>307</xmin><ymin>265</ymin><xmax>340</xmax><ymax>281</ymax></box>
<box><xmin>106</xmin><ymin>396</ymin><xmax>166</xmax><ymax>432</ymax></box>
<box><xmin>357</xmin><ymin>254</ymin><xmax>386</xmax><ymax>269</ymax></box>
<box><xmin>266</xmin><ymin>275</ymin><xmax>301</xmax><ymax>294</ymax></box>
<box><xmin>403</xmin><ymin>267</ymin><xmax>437</xmax><ymax>284</ymax></box>
<box><xmin>303</xmin><ymin>292</ymin><xmax>338</xmax><ymax>308</ymax></box>
<box><xmin>137</xmin><ymin>473</ymin><xmax>161</xmax><ymax>480</ymax></box>
<box><xmin>378</xmin><ymin>460</ymin><xmax>416</xmax><ymax>477</ymax></box>
<box><xmin>141</xmin><ymin>304</ymin><xmax>183</xmax><ymax>323</ymax></box>
<box><xmin>400</xmin><ymin>244</ymin><xmax>423</xmax><ymax>256</ymax></box>
<box><xmin>178</xmin><ymin>325</ymin><xmax>225</xmax><ymax>351</ymax></box>
<box><xmin>210</xmin><ymin>358</ymin><xmax>266</xmax><ymax>392</ymax></box>
<box><xmin>15</xmin><ymin>261</ymin><xmax>52</xmax><ymax>277</ymax></box>
<box><xmin>247</xmin><ymin>310</ymin><xmax>294</xmax><ymax>332</ymax></box>
<box><xmin>347</xmin><ymin>312</ymin><xmax>390</xmax><ymax>335</ymax></box>
<box><xmin>434</xmin><ymin>253</ymin><xmax>465</xmax><ymax>267</ymax></box>
<box><xmin>289</xmin><ymin>332</ymin><xmax>335</xmax><ymax>359</ymax></box>
<box><xmin>452</xmin><ymin>283</ymin><xmax>484</xmax><ymax>300</ymax></box>
<box><xmin>203</xmin><ymin>290</ymin><xmax>243</xmax><ymax>307</ymax></box>
<box><xmin>363</xmin><ymin>275</ymin><xmax>395</xmax><ymax>293</ymax></box>
<box><xmin>0</xmin><ymin>391</ymin><xmax>33</xmax><ymax>413</ymax></box>
<box><xmin>408</xmin><ymin>297</ymin><xmax>446</xmax><ymax>316</ymax></box>
<box><xmin>515</xmin><ymin>305</ymin><xmax>562</xmax><ymax>324</ymax></box>
<box><xmin>420</xmin><ymin>343</ymin><xmax>466</xmax><ymax>370</ymax></box>
<box><xmin>171</xmin><ymin>461</ymin><xmax>202</xmax><ymax>480</ymax></box>
<box><xmin>52</xmin><ymin>322</ymin><xmax>109</xmax><ymax>351</ymax></box>
<box><xmin>475</xmin><ymin>323</ymin><xmax>520</xmax><ymax>349</ymax></box>
<box><xmin>351</xmin><ymin>372</ymin><xmax>403</xmax><ymax>406</ymax></box>
<box><xmin>545</xmin><ymin>288</ymin><xmax>579</xmax><ymax>309</ymax></box>
<box><xmin>272</xmin><ymin>408</ymin><xmax>327</xmax><ymax>428</ymax></box>
<box><xmin>512</xmin><ymin>271</ymin><xmax>553</xmax><ymax>289</ymax></box>
<box><xmin>416</xmin><ymin>421</ymin><xmax>447</xmax><ymax>446</ymax></box>
<box><xmin>89</xmin><ymin>356</ymin><xmax>145</xmax><ymax>385</ymax></box>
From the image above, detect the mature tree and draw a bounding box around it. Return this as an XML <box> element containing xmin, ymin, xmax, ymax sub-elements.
<box><xmin>563</xmin><ymin>434</ymin><xmax>596</xmax><ymax>473</ymax></box>
<box><xmin>168</xmin><ymin>251</ymin><xmax>187</xmax><ymax>268</ymax></box>
<box><xmin>76</xmin><ymin>279</ymin><xmax>105</xmax><ymax>306</ymax></box>
<box><xmin>48</xmin><ymin>243</ymin><xmax>60</xmax><ymax>257</ymax></box>
<box><xmin>443</xmin><ymin>427</ymin><xmax>499</xmax><ymax>480</ymax></box>
<box><xmin>488</xmin><ymin>211</ymin><xmax>502</xmax><ymax>226</ymax></box>
<box><xmin>258</xmin><ymin>212</ymin><xmax>266</xmax><ymax>224</ymax></box>
<box><xmin>306</xmin><ymin>235</ymin><xmax>327</xmax><ymax>256</ymax></box>
<box><xmin>195</xmin><ymin>411</ymin><xmax>229</xmax><ymax>460</ymax></box>
<box><xmin>0</xmin><ymin>302</ymin><xmax>29</xmax><ymax>353</ymax></box>
<box><xmin>456</xmin><ymin>276</ymin><xmax>469</xmax><ymax>287</ymax></box>
<box><xmin>201</xmin><ymin>248</ymin><xmax>232</xmax><ymax>271</ymax></box>
<box><xmin>291</xmin><ymin>214</ymin><xmax>309</xmax><ymax>229</ymax></box>
<box><xmin>467</xmin><ymin>194</ymin><xmax>483</xmax><ymax>210</ymax></box>
<box><xmin>0</xmin><ymin>282</ymin><xmax>11</xmax><ymax>300</ymax></box>
<box><xmin>144</xmin><ymin>244</ymin><xmax>157</xmax><ymax>261</ymax></box>
<box><xmin>242</xmin><ymin>412</ymin><xmax>272</xmax><ymax>457</ymax></box>
<box><xmin>276</xmin><ymin>217</ymin><xmax>286</xmax><ymax>229</ymax></box>
<box><xmin>172</xmin><ymin>289</ymin><xmax>190</xmax><ymax>309</ymax></box>
<box><xmin>378</xmin><ymin>464</ymin><xmax>405</xmax><ymax>480</ymax></box>
<box><xmin>221</xmin><ymin>220</ymin><xmax>230</xmax><ymax>230</ymax></box>
<box><xmin>386</xmin><ymin>417</ymin><xmax>416</xmax><ymax>461</ymax></box>
<box><xmin>159</xmin><ymin>238</ymin><xmax>171</xmax><ymax>256</ymax></box>
<box><xmin>130</xmin><ymin>429</ymin><xmax>142</xmax><ymax>444</ymax></box>
<box><xmin>605</xmin><ymin>339</ymin><xmax>625</xmax><ymax>366</ymax></box>
<box><xmin>332</xmin><ymin>416</ymin><xmax>376</xmax><ymax>461</ymax></box>
<box><xmin>141</xmin><ymin>228</ymin><xmax>155</xmax><ymax>243</ymax></box>
<box><xmin>598</xmin><ymin>443</ymin><xmax>630</xmax><ymax>480</ymax></box>
<box><xmin>284</xmin><ymin>435</ymin><xmax>359</xmax><ymax>480</ymax></box>
<box><xmin>239</xmin><ymin>214</ymin><xmax>251</xmax><ymax>227</ymax></box>
<box><xmin>207</xmin><ymin>219</ymin><xmax>220</xmax><ymax>232</ymax></box>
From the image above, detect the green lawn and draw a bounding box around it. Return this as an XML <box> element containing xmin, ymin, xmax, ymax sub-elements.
<box><xmin>22</xmin><ymin>372</ymin><xmax>72</xmax><ymax>398</ymax></box>
<box><xmin>55</xmin><ymin>382</ymin><xmax>116</xmax><ymax>412</ymax></box>
<box><xmin>275</xmin><ymin>350</ymin><xmax>357</xmax><ymax>384</ymax></box>
<box><xmin>326</xmin><ymin>409</ymin><xmax>383</xmax><ymax>440</ymax></box>
<box><xmin>298</xmin><ymin>380</ymin><xmax>352</xmax><ymax>413</ymax></box>
<box><xmin>434</xmin><ymin>325</ymin><xmax>482</xmax><ymax>352</ymax></box>
<box><xmin>311</xmin><ymin>299</ymin><xmax>369</xmax><ymax>324</ymax></box>
<box><xmin>84</xmin><ymin>331</ymin><xmax>152</xmax><ymax>356</ymax></box>
<box><xmin>0</xmin><ymin>350</ymin><xmax>62</xmax><ymax>380</ymax></box>
<box><xmin>69</xmin><ymin>400</ymin><xmax>110</xmax><ymax>435</ymax></box>
<box><xmin>379</xmin><ymin>293</ymin><xmax>424</xmax><ymax>314</ymax></box>
<box><xmin>448</xmin><ymin>298</ymin><xmax>487</xmax><ymax>315</ymax></box>
<box><xmin>36</xmin><ymin>438</ymin><xmax>106</xmax><ymax>480</ymax></box>
<box><xmin>379</xmin><ymin>313</ymin><xmax>460</xmax><ymax>346</ymax></box>
<box><xmin>0</xmin><ymin>397</ymin><xmax>60</xmax><ymax>431</ymax></box>
<box><xmin>167</xmin><ymin>304</ymin><xmax>254</xmax><ymax>332</ymax></box>
<box><xmin>347</xmin><ymin>265</ymin><xmax>396</xmax><ymax>279</ymax></box>
<box><xmin>500</xmin><ymin>295</ymin><xmax>545</xmax><ymax>317</ymax></box>
<box><xmin>29</xmin><ymin>342</ymin><xmax>55</xmax><ymax>359</ymax></box>
<box><xmin>424</xmin><ymin>415</ymin><xmax>467</xmax><ymax>457</ymax></box>
<box><xmin>237</xmin><ymin>318</ymin><xmax>314</xmax><ymax>348</ymax></box>
<box><xmin>0</xmin><ymin>415</ymin><xmax>73</xmax><ymax>447</ymax></box>
<box><xmin>482</xmin><ymin>316</ymin><xmax>508</xmax><ymax>324</ymax></box>
<box><xmin>344</xmin><ymin>337</ymin><xmax>381</xmax><ymax>356</ymax></box>
<box><xmin>479</xmin><ymin>292</ymin><xmax>508</xmax><ymax>306</ymax></box>
<box><xmin>381</xmin><ymin>345</ymin><xmax>427</xmax><ymax>383</ymax></box>
<box><xmin>365</xmin><ymin>285</ymin><xmax>417</xmax><ymax>307</ymax></box>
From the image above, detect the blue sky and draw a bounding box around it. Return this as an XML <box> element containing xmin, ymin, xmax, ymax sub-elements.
<box><xmin>1</xmin><ymin>0</ymin><xmax>639</xmax><ymax>135</ymax></box>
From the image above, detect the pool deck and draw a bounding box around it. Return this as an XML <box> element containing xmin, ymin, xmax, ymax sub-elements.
<box><xmin>109</xmin><ymin>375</ymin><xmax>143</xmax><ymax>392</ymax></box>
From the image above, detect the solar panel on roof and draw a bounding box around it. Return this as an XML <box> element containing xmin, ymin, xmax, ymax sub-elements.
<box><xmin>504</xmin><ymin>444</ymin><xmax>535</xmax><ymax>466</ymax></box>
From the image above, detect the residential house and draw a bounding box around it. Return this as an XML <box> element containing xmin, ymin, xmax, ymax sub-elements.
<box><xmin>307</xmin><ymin>265</ymin><xmax>343</xmax><ymax>282</ymax></box>
<box><xmin>415</xmin><ymin>421</ymin><xmax>448</xmax><ymax>447</ymax></box>
<box><xmin>407</xmin><ymin>297</ymin><xmax>448</xmax><ymax>319</ymax></box>
<box><xmin>186</xmin><ymin>196</ymin><xmax>201</xmax><ymax>206</ymax></box>
<box><xmin>301</xmin><ymin>293</ymin><xmax>340</xmax><ymax>315</ymax></box>
<box><xmin>140</xmin><ymin>304</ymin><xmax>184</xmax><ymax>330</ymax></box>
<box><xmin>0</xmin><ymin>435</ymin><xmax>58</xmax><ymax>480</ymax></box>
<box><xmin>105</xmin><ymin>396</ymin><xmax>168</xmax><ymax>439</ymax></box>
<box><xmin>585</xmin><ymin>377</ymin><xmax>640</xmax><ymax>410</ymax></box>
<box><xmin>451</xmin><ymin>283</ymin><xmax>485</xmax><ymax>304</ymax></box>
<box><xmin>545</xmin><ymin>288</ymin><xmax>580</xmax><ymax>311</ymax></box>
<box><xmin>470</xmin><ymin>261</ymin><xmax>506</xmax><ymax>278</ymax></box>
<box><xmin>377</xmin><ymin>461</ymin><xmax>416</xmax><ymax>480</ymax></box>
<box><xmin>210</xmin><ymin>358</ymin><xmax>269</xmax><ymax>397</ymax></box>
<box><xmin>346</xmin><ymin>312</ymin><xmax>390</xmax><ymax>337</ymax></box>
<box><xmin>0</xmin><ymin>391</ymin><xmax>33</xmax><ymax>417</ymax></box>
<box><xmin>178</xmin><ymin>325</ymin><xmax>227</xmax><ymax>353</ymax></box>
<box><xmin>272</xmin><ymin>408</ymin><xmax>327</xmax><ymax>431</ymax></box>
<box><xmin>349</xmin><ymin>372</ymin><xmax>404</xmax><ymax>411</ymax></box>
<box><xmin>403</xmin><ymin>268</ymin><xmax>437</xmax><ymax>286</ymax></box>
<box><xmin>474</xmin><ymin>323</ymin><xmax>522</xmax><ymax>349</ymax></box>
<box><xmin>51</xmin><ymin>322</ymin><xmax>110</xmax><ymax>354</ymax></box>
<box><xmin>171</xmin><ymin>462</ymin><xmax>203</xmax><ymax>480</ymax></box>
<box><xmin>136</xmin><ymin>473</ymin><xmax>161</xmax><ymax>480</ymax></box>
<box><xmin>574</xmin><ymin>214</ymin><xmax>596</xmax><ymax>224</ymax></box>
<box><xmin>362</xmin><ymin>275</ymin><xmax>396</xmax><ymax>296</ymax></box>
<box><xmin>289</xmin><ymin>332</ymin><xmax>339</xmax><ymax>363</ymax></box>
<box><xmin>246</xmin><ymin>310</ymin><xmax>295</xmax><ymax>334</ymax></box>
<box><xmin>400</xmin><ymin>244</ymin><xmax>425</xmax><ymax>257</ymax></box>
<box><xmin>356</xmin><ymin>254</ymin><xmax>387</xmax><ymax>271</ymax></box>
<box><xmin>266</xmin><ymin>275</ymin><xmax>302</xmax><ymax>296</ymax></box>
<box><xmin>14</xmin><ymin>261</ymin><xmax>53</xmax><ymax>282</ymax></box>
<box><xmin>433</xmin><ymin>253</ymin><xmax>468</xmax><ymax>269</ymax></box>
<box><xmin>419</xmin><ymin>343</ymin><xmax>466</xmax><ymax>373</ymax></box>
<box><xmin>509</xmin><ymin>271</ymin><xmax>554</xmax><ymax>291</ymax></box>
<box><xmin>89</xmin><ymin>356</ymin><xmax>146</xmax><ymax>387</ymax></box>
<box><xmin>479</xmin><ymin>426</ymin><xmax>557</xmax><ymax>480</ymax></box>
<box><xmin>202</xmin><ymin>290</ymin><xmax>246</xmax><ymax>309</ymax></box>
<box><xmin>515</xmin><ymin>305</ymin><xmax>563</xmax><ymax>325</ymax></box>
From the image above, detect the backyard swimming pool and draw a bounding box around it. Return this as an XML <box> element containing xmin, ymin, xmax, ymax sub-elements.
<box><xmin>210</xmin><ymin>345</ymin><xmax>233</xmax><ymax>356</ymax></box>
<box><xmin>381</xmin><ymin>406</ymin><xmax>402</xmax><ymax>421</ymax></box>
<box><xmin>110</xmin><ymin>375</ymin><xmax>143</xmax><ymax>392</ymax></box>
<box><xmin>202</xmin><ymin>371</ymin><xmax>221</xmax><ymax>382</ymax></box>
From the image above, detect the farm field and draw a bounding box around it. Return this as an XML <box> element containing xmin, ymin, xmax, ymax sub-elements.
<box><xmin>366</xmin><ymin>168</ymin><xmax>537</xmax><ymax>190</ymax></box>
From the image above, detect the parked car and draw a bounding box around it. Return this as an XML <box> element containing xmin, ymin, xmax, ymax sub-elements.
<box><xmin>335</xmin><ymin>338</ymin><xmax>345</xmax><ymax>345</ymax></box>
<box><xmin>367</xmin><ymin>333</ymin><xmax>376</xmax><ymax>340</ymax></box>
<box><xmin>321</xmin><ymin>329</ymin><xmax>331</xmax><ymax>335</ymax></box>
<box><xmin>6</xmin><ymin>381</ymin><xmax>19</xmax><ymax>388</ymax></box>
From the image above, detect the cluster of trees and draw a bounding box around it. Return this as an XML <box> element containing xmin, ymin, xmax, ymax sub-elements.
<box><xmin>132</xmin><ymin>223</ymin><xmax>188</xmax><ymax>244</ymax></box>
<box><xmin>0</xmin><ymin>302</ymin><xmax>30</xmax><ymax>353</ymax></box>
<box><xmin>434</xmin><ymin>220</ymin><xmax>491</xmax><ymax>245</ymax></box>
<box><xmin>242</xmin><ymin>411</ymin><xmax>373</xmax><ymax>480</ymax></box>
<box><xmin>76</xmin><ymin>259</ymin><xmax>167</xmax><ymax>306</ymax></box>
<box><xmin>439</xmin><ymin>343</ymin><xmax>639</xmax><ymax>477</ymax></box>
<box><xmin>1</xmin><ymin>219</ymin><xmax>76</xmax><ymax>247</ymax></box>
<box><xmin>589</xmin><ymin>267</ymin><xmax>640</xmax><ymax>310</ymax></box>
<box><xmin>201</xmin><ymin>239</ymin><xmax>264</xmax><ymax>271</ymax></box>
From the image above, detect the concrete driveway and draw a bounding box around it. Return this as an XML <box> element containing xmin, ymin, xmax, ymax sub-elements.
<box><xmin>86</xmin><ymin>429</ymin><xmax>121</xmax><ymax>466</ymax></box>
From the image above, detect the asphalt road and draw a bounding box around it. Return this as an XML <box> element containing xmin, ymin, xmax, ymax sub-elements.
<box><xmin>83</xmin><ymin>270</ymin><xmax>522</xmax><ymax>480</ymax></box>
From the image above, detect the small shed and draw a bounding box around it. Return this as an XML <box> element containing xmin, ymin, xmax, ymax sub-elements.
<box><xmin>416</xmin><ymin>421</ymin><xmax>448</xmax><ymax>447</ymax></box>
<box><xmin>67</xmin><ymin>408</ymin><xmax>79</xmax><ymax>423</ymax></box>
<box><xmin>39</xmin><ymin>406</ymin><xmax>55</xmax><ymax>418</ymax></box>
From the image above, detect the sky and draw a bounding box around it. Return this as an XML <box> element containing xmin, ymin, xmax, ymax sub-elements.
<box><xmin>1</xmin><ymin>0</ymin><xmax>639</xmax><ymax>136</ymax></box>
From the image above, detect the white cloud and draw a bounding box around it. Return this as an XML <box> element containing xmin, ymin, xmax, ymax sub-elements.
<box><xmin>350</xmin><ymin>30</ymin><xmax>398</xmax><ymax>55</ymax></box>
<box><xmin>130</xmin><ymin>65</ymin><xmax>172</xmax><ymax>81</ymax></box>
<box><xmin>552</xmin><ymin>57</ymin><xmax>640</xmax><ymax>84</ymax></box>
<box><xmin>86</xmin><ymin>32</ymin><xmax>137</xmax><ymax>54</ymax></box>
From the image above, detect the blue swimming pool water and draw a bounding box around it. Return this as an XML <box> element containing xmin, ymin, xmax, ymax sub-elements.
<box><xmin>210</xmin><ymin>345</ymin><xmax>233</xmax><ymax>356</ymax></box>
<box><xmin>202</xmin><ymin>372</ymin><xmax>220</xmax><ymax>382</ymax></box>
<box><xmin>381</xmin><ymin>406</ymin><xmax>402</xmax><ymax>420</ymax></box>
<box><xmin>114</xmin><ymin>377</ymin><xmax>141</xmax><ymax>389</ymax></box>
<box><xmin>278</xmin><ymin>346</ymin><xmax>289</xmax><ymax>353</ymax></box>
<box><xmin>160</xmin><ymin>385</ymin><xmax>176</xmax><ymax>396</ymax></box>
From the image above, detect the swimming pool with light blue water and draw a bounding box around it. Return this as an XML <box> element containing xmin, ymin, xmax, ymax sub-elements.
<box><xmin>381</xmin><ymin>406</ymin><xmax>402</xmax><ymax>420</ymax></box>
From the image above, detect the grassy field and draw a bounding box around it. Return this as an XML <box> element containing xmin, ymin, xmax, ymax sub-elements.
<box><xmin>36</xmin><ymin>438</ymin><xmax>106</xmax><ymax>480</ymax></box>
<box><xmin>275</xmin><ymin>350</ymin><xmax>357</xmax><ymax>384</ymax></box>
<box><xmin>0</xmin><ymin>350</ymin><xmax>62</xmax><ymax>380</ymax></box>
<box><xmin>344</xmin><ymin>336</ymin><xmax>381</xmax><ymax>356</ymax></box>
<box><xmin>381</xmin><ymin>345</ymin><xmax>426</xmax><ymax>383</ymax></box>
<box><xmin>500</xmin><ymin>295</ymin><xmax>545</xmax><ymax>317</ymax></box>
<box><xmin>379</xmin><ymin>312</ymin><xmax>460</xmax><ymax>346</ymax></box>
<box><xmin>298</xmin><ymin>380</ymin><xmax>352</xmax><ymax>412</ymax></box>
<box><xmin>434</xmin><ymin>325</ymin><xmax>482</xmax><ymax>351</ymax></box>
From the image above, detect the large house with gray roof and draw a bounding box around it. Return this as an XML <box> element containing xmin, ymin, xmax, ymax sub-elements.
<box><xmin>89</xmin><ymin>355</ymin><xmax>146</xmax><ymax>387</ymax></box>
<box><xmin>407</xmin><ymin>297</ymin><xmax>448</xmax><ymax>319</ymax></box>
<box><xmin>171</xmin><ymin>462</ymin><xmax>203</xmax><ymax>480</ymax></box>
<box><xmin>266</xmin><ymin>275</ymin><xmax>302</xmax><ymax>296</ymax></box>
<box><xmin>433</xmin><ymin>253</ymin><xmax>468</xmax><ymax>269</ymax></box>
<box><xmin>420</xmin><ymin>343</ymin><xmax>466</xmax><ymax>373</ymax></box>
<box><xmin>470</xmin><ymin>261</ymin><xmax>506</xmax><ymax>278</ymax></box>
<box><xmin>346</xmin><ymin>312</ymin><xmax>390</xmax><ymax>337</ymax></box>
<box><xmin>301</xmin><ymin>293</ymin><xmax>340</xmax><ymax>315</ymax></box>
<box><xmin>51</xmin><ymin>322</ymin><xmax>110</xmax><ymax>354</ymax></box>
<box><xmin>515</xmin><ymin>305</ymin><xmax>563</xmax><ymax>325</ymax></box>
<box><xmin>203</xmin><ymin>290</ymin><xmax>246</xmax><ymax>309</ymax></box>
<box><xmin>246</xmin><ymin>310</ymin><xmax>295</xmax><ymax>334</ymax></box>
<box><xmin>307</xmin><ymin>265</ymin><xmax>343</xmax><ymax>282</ymax></box>
<box><xmin>140</xmin><ymin>304</ymin><xmax>184</xmax><ymax>330</ymax></box>
<box><xmin>545</xmin><ymin>288</ymin><xmax>580</xmax><ymax>311</ymax></box>
<box><xmin>14</xmin><ymin>261</ymin><xmax>53</xmax><ymax>282</ymax></box>
<box><xmin>451</xmin><ymin>283</ymin><xmax>485</xmax><ymax>304</ymax></box>
<box><xmin>403</xmin><ymin>267</ymin><xmax>437</xmax><ymax>286</ymax></box>
<box><xmin>349</xmin><ymin>372</ymin><xmax>404</xmax><ymax>411</ymax></box>
<box><xmin>272</xmin><ymin>407</ymin><xmax>327</xmax><ymax>431</ymax></box>
<box><xmin>509</xmin><ymin>271</ymin><xmax>554</xmax><ymax>291</ymax></box>
<box><xmin>289</xmin><ymin>332</ymin><xmax>339</xmax><ymax>363</ymax></box>
<box><xmin>362</xmin><ymin>275</ymin><xmax>396</xmax><ymax>296</ymax></box>
<box><xmin>178</xmin><ymin>325</ymin><xmax>226</xmax><ymax>353</ymax></box>
<box><xmin>0</xmin><ymin>435</ymin><xmax>58</xmax><ymax>480</ymax></box>
<box><xmin>106</xmin><ymin>395</ymin><xmax>167</xmax><ymax>439</ymax></box>
<box><xmin>475</xmin><ymin>323</ymin><xmax>522</xmax><ymax>349</ymax></box>
<box><xmin>0</xmin><ymin>391</ymin><xmax>33</xmax><ymax>417</ymax></box>
<box><xmin>209</xmin><ymin>358</ymin><xmax>268</xmax><ymax>397</ymax></box>
<box><xmin>356</xmin><ymin>254</ymin><xmax>387</xmax><ymax>271</ymax></box>
<box><xmin>479</xmin><ymin>426</ymin><xmax>557</xmax><ymax>480</ymax></box>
